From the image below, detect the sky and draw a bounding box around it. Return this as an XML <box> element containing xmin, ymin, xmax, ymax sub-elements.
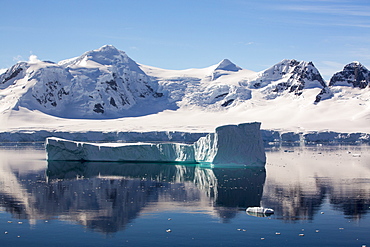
<box><xmin>1</xmin><ymin>0</ymin><xmax>369</xmax><ymax>80</ymax></box>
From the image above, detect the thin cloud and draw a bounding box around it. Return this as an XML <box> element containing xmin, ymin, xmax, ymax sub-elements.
<box><xmin>236</xmin><ymin>41</ymin><xmax>255</xmax><ymax>46</ymax></box>
<box><xmin>349</xmin><ymin>48</ymin><xmax>370</xmax><ymax>61</ymax></box>
<box><xmin>290</xmin><ymin>19</ymin><xmax>370</xmax><ymax>28</ymax></box>
<box><xmin>318</xmin><ymin>61</ymin><xmax>345</xmax><ymax>78</ymax></box>
<box><xmin>281</xmin><ymin>4</ymin><xmax>370</xmax><ymax>17</ymax></box>
<box><xmin>13</xmin><ymin>55</ymin><xmax>24</xmax><ymax>62</ymax></box>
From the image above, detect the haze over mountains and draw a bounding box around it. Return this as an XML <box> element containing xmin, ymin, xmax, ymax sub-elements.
<box><xmin>0</xmin><ymin>45</ymin><xmax>369</xmax><ymax>134</ymax></box>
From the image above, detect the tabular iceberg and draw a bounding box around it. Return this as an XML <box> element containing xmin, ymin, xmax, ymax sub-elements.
<box><xmin>194</xmin><ymin>122</ymin><xmax>266</xmax><ymax>166</ymax></box>
<box><xmin>46</xmin><ymin>138</ymin><xmax>196</xmax><ymax>163</ymax></box>
<box><xmin>46</xmin><ymin>122</ymin><xmax>266</xmax><ymax>166</ymax></box>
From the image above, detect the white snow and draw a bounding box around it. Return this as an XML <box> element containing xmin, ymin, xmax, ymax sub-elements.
<box><xmin>0</xmin><ymin>45</ymin><xmax>369</xmax><ymax>143</ymax></box>
<box><xmin>46</xmin><ymin>122</ymin><xmax>266</xmax><ymax>166</ymax></box>
<box><xmin>0</xmin><ymin>68</ymin><xmax>7</xmax><ymax>75</ymax></box>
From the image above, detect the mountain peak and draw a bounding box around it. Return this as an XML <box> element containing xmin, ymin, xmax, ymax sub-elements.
<box><xmin>215</xmin><ymin>59</ymin><xmax>242</xmax><ymax>72</ymax></box>
<box><xmin>58</xmin><ymin>45</ymin><xmax>129</xmax><ymax>68</ymax></box>
<box><xmin>97</xmin><ymin>44</ymin><xmax>119</xmax><ymax>52</ymax></box>
<box><xmin>329</xmin><ymin>61</ymin><xmax>369</xmax><ymax>88</ymax></box>
<box><xmin>344</xmin><ymin>61</ymin><xmax>364</xmax><ymax>69</ymax></box>
<box><xmin>83</xmin><ymin>45</ymin><xmax>126</xmax><ymax>64</ymax></box>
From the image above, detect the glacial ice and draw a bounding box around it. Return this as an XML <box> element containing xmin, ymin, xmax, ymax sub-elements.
<box><xmin>194</xmin><ymin>122</ymin><xmax>266</xmax><ymax>166</ymax></box>
<box><xmin>46</xmin><ymin>122</ymin><xmax>266</xmax><ymax>166</ymax></box>
<box><xmin>46</xmin><ymin>138</ymin><xmax>196</xmax><ymax>163</ymax></box>
<box><xmin>246</xmin><ymin>207</ymin><xmax>274</xmax><ymax>217</ymax></box>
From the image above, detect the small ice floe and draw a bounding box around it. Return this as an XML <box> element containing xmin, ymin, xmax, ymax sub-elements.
<box><xmin>246</xmin><ymin>207</ymin><xmax>274</xmax><ymax>217</ymax></box>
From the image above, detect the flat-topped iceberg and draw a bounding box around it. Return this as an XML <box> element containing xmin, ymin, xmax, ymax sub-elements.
<box><xmin>46</xmin><ymin>122</ymin><xmax>266</xmax><ymax>166</ymax></box>
<box><xmin>46</xmin><ymin>139</ymin><xmax>196</xmax><ymax>163</ymax></box>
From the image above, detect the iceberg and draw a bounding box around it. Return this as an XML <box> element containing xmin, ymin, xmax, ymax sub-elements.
<box><xmin>46</xmin><ymin>138</ymin><xmax>196</xmax><ymax>163</ymax></box>
<box><xmin>195</xmin><ymin>122</ymin><xmax>266</xmax><ymax>166</ymax></box>
<box><xmin>46</xmin><ymin>122</ymin><xmax>266</xmax><ymax>166</ymax></box>
<box><xmin>246</xmin><ymin>207</ymin><xmax>274</xmax><ymax>217</ymax></box>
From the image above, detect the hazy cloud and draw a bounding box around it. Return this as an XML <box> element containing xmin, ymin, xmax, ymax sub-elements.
<box><xmin>13</xmin><ymin>55</ymin><xmax>24</xmax><ymax>62</ymax></box>
<box><xmin>284</xmin><ymin>4</ymin><xmax>370</xmax><ymax>17</ymax></box>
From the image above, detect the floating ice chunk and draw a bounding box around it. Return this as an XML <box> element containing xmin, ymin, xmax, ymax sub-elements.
<box><xmin>246</xmin><ymin>207</ymin><xmax>274</xmax><ymax>216</ymax></box>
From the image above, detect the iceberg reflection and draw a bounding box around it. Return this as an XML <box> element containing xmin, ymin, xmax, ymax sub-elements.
<box><xmin>40</xmin><ymin>161</ymin><xmax>266</xmax><ymax>232</ymax></box>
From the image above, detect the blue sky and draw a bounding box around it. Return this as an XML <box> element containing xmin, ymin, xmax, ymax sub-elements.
<box><xmin>1</xmin><ymin>0</ymin><xmax>369</xmax><ymax>79</ymax></box>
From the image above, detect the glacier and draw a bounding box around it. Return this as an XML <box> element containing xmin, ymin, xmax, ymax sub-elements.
<box><xmin>46</xmin><ymin>122</ymin><xmax>266</xmax><ymax>166</ymax></box>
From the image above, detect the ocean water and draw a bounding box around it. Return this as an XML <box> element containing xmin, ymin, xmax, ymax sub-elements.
<box><xmin>0</xmin><ymin>145</ymin><xmax>369</xmax><ymax>246</ymax></box>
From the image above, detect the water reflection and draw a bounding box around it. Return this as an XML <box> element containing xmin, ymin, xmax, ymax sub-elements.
<box><xmin>1</xmin><ymin>146</ymin><xmax>370</xmax><ymax>234</ymax></box>
<box><xmin>262</xmin><ymin>146</ymin><xmax>370</xmax><ymax>222</ymax></box>
<box><xmin>0</xmin><ymin>157</ymin><xmax>266</xmax><ymax>233</ymax></box>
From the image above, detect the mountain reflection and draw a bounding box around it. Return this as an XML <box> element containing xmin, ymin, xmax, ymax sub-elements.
<box><xmin>262</xmin><ymin>146</ymin><xmax>370</xmax><ymax>222</ymax></box>
<box><xmin>0</xmin><ymin>161</ymin><xmax>266</xmax><ymax>233</ymax></box>
<box><xmin>1</xmin><ymin>146</ymin><xmax>370</xmax><ymax>233</ymax></box>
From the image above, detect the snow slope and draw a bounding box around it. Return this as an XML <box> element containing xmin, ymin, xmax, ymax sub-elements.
<box><xmin>0</xmin><ymin>45</ymin><xmax>369</xmax><ymax>141</ymax></box>
<box><xmin>0</xmin><ymin>45</ymin><xmax>171</xmax><ymax>119</ymax></box>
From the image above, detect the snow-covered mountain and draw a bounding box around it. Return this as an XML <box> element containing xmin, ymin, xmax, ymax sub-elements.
<box><xmin>329</xmin><ymin>61</ymin><xmax>370</xmax><ymax>88</ymax></box>
<box><xmin>142</xmin><ymin>58</ymin><xmax>256</xmax><ymax>109</ymax></box>
<box><xmin>251</xmin><ymin>59</ymin><xmax>326</xmax><ymax>96</ymax></box>
<box><xmin>142</xmin><ymin>58</ymin><xmax>330</xmax><ymax>109</ymax></box>
<box><xmin>0</xmin><ymin>45</ymin><xmax>170</xmax><ymax>119</ymax></box>
<box><xmin>0</xmin><ymin>45</ymin><xmax>369</xmax><ymax>135</ymax></box>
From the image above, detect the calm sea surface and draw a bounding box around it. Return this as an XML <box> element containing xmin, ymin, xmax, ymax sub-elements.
<box><xmin>0</xmin><ymin>144</ymin><xmax>369</xmax><ymax>246</ymax></box>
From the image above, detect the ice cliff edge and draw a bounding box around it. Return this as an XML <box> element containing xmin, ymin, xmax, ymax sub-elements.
<box><xmin>194</xmin><ymin>122</ymin><xmax>266</xmax><ymax>166</ymax></box>
<box><xmin>46</xmin><ymin>122</ymin><xmax>266</xmax><ymax>166</ymax></box>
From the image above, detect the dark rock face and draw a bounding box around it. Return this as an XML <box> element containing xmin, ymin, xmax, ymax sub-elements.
<box><xmin>33</xmin><ymin>81</ymin><xmax>69</xmax><ymax>107</ymax></box>
<box><xmin>314</xmin><ymin>87</ymin><xmax>333</xmax><ymax>103</ymax></box>
<box><xmin>221</xmin><ymin>99</ymin><xmax>234</xmax><ymax>107</ymax></box>
<box><xmin>329</xmin><ymin>62</ymin><xmax>370</xmax><ymax>88</ymax></box>
<box><xmin>0</xmin><ymin>63</ymin><xmax>27</xmax><ymax>85</ymax></box>
<box><xmin>257</xmin><ymin>59</ymin><xmax>327</xmax><ymax>99</ymax></box>
<box><xmin>273</xmin><ymin>60</ymin><xmax>327</xmax><ymax>95</ymax></box>
<box><xmin>93</xmin><ymin>103</ymin><xmax>104</xmax><ymax>113</ymax></box>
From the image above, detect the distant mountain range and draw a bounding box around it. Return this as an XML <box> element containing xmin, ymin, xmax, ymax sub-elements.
<box><xmin>0</xmin><ymin>45</ymin><xmax>369</xmax><ymax>119</ymax></box>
